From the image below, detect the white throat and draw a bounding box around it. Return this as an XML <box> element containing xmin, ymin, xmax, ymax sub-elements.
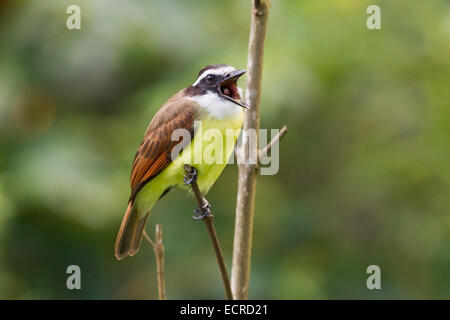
<box><xmin>188</xmin><ymin>91</ymin><xmax>244</xmax><ymax>120</ymax></box>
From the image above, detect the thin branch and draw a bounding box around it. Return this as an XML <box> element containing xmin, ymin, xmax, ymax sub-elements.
<box><xmin>143</xmin><ymin>227</ymin><xmax>166</xmax><ymax>300</ymax></box>
<box><xmin>143</xmin><ymin>230</ymin><xmax>156</xmax><ymax>248</ymax></box>
<box><xmin>258</xmin><ymin>125</ymin><xmax>288</xmax><ymax>162</ymax></box>
<box><xmin>231</xmin><ymin>0</ymin><xmax>272</xmax><ymax>300</ymax></box>
<box><xmin>184</xmin><ymin>165</ymin><xmax>234</xmax><ymax>300</ymax></box>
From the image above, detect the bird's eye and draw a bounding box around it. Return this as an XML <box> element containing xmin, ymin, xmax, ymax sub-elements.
<box><xmin>206</xmin><ymin>74</ymin><xmax>216</xmax><ymax>83</ymax></box>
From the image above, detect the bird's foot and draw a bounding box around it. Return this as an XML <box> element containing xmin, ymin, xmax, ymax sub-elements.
<box><xmin>183</xmin><ymin>166</ymin><xmax>198</xmax><ymax>186</ymax></box>
<box><xmin>193</xmin><ymin>200</ymin><xmax>212</xmax><ymax>220</ymax></box>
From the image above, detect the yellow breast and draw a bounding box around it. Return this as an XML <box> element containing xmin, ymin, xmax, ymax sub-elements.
<box><xmin>135</xmin><ymin>105</ymin><xmax>243</xmax><ymax>213</ymax></box>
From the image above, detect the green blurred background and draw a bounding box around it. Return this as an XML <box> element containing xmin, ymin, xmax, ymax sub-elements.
<box><xmin>0</xmin><ymin>0</ymin><xmax>449</xmax><ymax>299</ymax></box>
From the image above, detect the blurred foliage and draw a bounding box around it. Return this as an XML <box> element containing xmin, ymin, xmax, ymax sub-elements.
<box><xmin>0</xmin><ymin>0</ymin><xmax>449</xmax><ymax>299</ymax></box>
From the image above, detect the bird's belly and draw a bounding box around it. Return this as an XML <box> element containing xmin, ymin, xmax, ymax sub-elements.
<box><xmin>170</xmin><ymin>116</ymin><xmax>243</xmax><ymax>193</ymax></box>
<box><xmin>135</xmin><ymin>115</ymin><xmax>243</xmax><ymax>213</ymax></box>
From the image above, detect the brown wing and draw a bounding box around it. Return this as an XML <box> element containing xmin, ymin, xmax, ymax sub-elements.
<box><xmin>129</xmin><ymin>97</ymin><xmax>197</xmax><ymax>200</ymax></box>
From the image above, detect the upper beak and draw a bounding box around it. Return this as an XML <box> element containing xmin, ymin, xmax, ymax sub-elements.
<box><xmin>219</xmin><ymin>69</ymin><xmax>249</xmax><ymax>109</ymax></box>
<box><xmin>224</xmin><ymin>69</ymin><xmax>246</xmax><ymax>82</ymax></box>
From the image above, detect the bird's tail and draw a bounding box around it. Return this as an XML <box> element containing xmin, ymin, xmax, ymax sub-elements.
<box><xmin>114</xmin><ymin>201</ymin><xmax>150</xmax><ymax>260</ymax></box>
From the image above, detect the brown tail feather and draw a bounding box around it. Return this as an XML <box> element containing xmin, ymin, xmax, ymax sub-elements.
<box><xmin>114</xmin><ymin>201</ymin><xmax>150</xmax><ymax>260</ymax></box>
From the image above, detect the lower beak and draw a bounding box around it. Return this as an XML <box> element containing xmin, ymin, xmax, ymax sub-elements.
<box><xmin>219</xmin><ymin>69</ymin><xmax>248</xmax><ymax>109</ymax></box>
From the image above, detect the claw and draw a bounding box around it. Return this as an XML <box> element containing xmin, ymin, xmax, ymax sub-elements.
<box><xmin>183</xmin><ymin>166</ymin><xmax>198</xmax><ymax>186</ymax></box>
<box><xmin>192</xmin><ymin>212</ymin><xmax>208</xmax><ymax>220</ymax></box>
<box><xmin>192</xmin><ymin>201</ymin><xmax>212</xmax><ymax>220</ymax></box>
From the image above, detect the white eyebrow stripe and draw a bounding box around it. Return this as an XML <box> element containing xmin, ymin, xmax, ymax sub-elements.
<box><xmin>193</xmin><ymin>66</ymin><xmax>235</xmax><ymax>86</ymax></box>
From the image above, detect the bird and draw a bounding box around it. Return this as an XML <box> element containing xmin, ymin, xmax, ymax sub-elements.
<box><xmin>115</xmin><ymin>64</ymin><xmax>247</xmax><ymax>260</ymax></box>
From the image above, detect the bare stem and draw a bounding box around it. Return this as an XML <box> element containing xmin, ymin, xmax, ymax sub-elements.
<box><xmin>184</xmin><ymin>165</ymin><xmax>233</xmax><ymax>300</ymax></box>
<box><xmin>143</xmin><ymin>227</ymin><xmax>166</xmax><ymax>300</ymax></box>
<box><xmin>231</xmin><ymin>0</ymin><xmax>272</xmax><ymax>300</ymax></box>
<box><xmin>258</xmin><ymin>125</ymin><xmax>288</xmax><ymax>161</ymax></box>
<box><xmin>143</xmin><ymin>230</ymin><xmax>156</xmax><ymax>247</ymax></box>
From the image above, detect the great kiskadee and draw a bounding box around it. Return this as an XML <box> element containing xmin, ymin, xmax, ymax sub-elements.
<box><xmin>115</xmin><ymin>64</ymin><xmax>247</xmax><ymax>260</ymax></box>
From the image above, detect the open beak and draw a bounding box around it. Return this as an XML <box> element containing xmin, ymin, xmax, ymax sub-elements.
<box><xmin>218</xmin><ymin>69</ymin><xmax>249</xmax><ymax>109</ymax></box>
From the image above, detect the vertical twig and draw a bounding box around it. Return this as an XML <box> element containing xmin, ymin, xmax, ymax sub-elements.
<box><xmin>184</xmin><ymin>165</ymin><xmax>233</xmax><ymax>300</ymax></box>
<box><xmin>231</xmin><ymin>0</ymin><xmax>272</xmax><ymax>300</ymax></box>
<box><xmin>143</xmin><ymin>226</ymin><xmax>166</xmax><ymax>300</ymax></box>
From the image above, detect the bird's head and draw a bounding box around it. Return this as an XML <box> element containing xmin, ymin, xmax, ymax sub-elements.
<box><xmin>193</xmin><ymin>64</ymin><xmax>248</xmax><ymax>109</ymax></box>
